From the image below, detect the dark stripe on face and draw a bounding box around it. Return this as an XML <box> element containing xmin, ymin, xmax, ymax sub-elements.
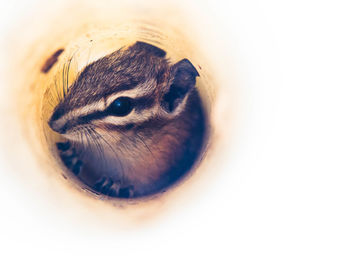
<box><xmin>58</xmin><ymin>110</ymin><xmax>109</xmax><ymax>134</ymax></box>
<box><xmin>70</xmin><ymin>95</ymin><xmax>156</xmax><ymax>127</ymax></box>
<box><xmin>133</xmin><ymin>95</ymin><xmax>156</xmax><ymax>113</ymax></box>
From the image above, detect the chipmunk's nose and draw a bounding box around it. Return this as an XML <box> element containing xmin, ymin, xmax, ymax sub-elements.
<box><xmin>48</xmin><ymin>118</ymin><xmax>67</xmax><ymax>134</ymax></box>
<box><xmin>48</xmin><ymin>108</ymin><xmax>67</xmax><ymax>134</ymax></box>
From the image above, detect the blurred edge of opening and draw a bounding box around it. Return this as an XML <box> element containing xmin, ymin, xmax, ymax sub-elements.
<box><xmin>0</xmin><ymin>0</ymin><xmax>238</xmax><ymax>230</ymax></box>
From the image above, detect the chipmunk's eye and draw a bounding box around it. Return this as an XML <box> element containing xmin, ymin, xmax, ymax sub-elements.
<box><xmin>109</xmin><ymin>97</ymin><xmax>133</xmax><ymax>116</ymax></box>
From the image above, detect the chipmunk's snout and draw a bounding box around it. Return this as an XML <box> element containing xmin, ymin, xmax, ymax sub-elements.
<box><xmin>48</xmin><ymin>117</ymin><xmax>67</xmax><ymax>134</ymax></box>
<box><xmin>48</xmin><ymin>107</ymin><xmax>69</xmax><ymax>134</ymax></box>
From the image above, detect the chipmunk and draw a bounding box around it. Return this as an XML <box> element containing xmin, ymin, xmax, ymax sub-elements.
<box><xmin>48</xmin><ymin>41</ymin><xmax>207</xmax><ymax>199</ymax></box>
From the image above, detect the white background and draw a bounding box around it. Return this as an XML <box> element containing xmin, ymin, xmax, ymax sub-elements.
<box><xmin>0</xmin><ymin>0</ymin><xmax>350</xmax><ymax>262</ymax></box>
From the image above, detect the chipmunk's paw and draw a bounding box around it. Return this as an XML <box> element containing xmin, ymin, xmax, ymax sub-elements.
<box><xmin>56</xmin><ymin>141</ymin><xmax>83</xmax><ymax>176</ymax></box>
<box><xmin>93</xmin><ymin>177</ymin><xmax>134</xmax><ymax>198</ymax></box>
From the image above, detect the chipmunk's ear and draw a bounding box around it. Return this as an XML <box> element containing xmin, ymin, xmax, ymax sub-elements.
<box><xmin>161</xmin><ymin>59</ymin><xmax>199</xmax><ymax>113</ymax></box>
<box><xmin>130</xmin><ymin>41</ymin><xmax>166</xmax><ymax>57</ymax></box>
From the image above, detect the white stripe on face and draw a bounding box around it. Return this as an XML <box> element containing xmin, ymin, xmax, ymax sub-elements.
<box><xmin>104</xmin><ymin>79</ymin><xmax>157</xmax><ymax>106</ymax></box>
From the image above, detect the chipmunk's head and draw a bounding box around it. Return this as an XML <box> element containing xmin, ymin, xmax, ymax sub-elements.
<box><xmin>48</xmin><ymin>41</ymin><xmax>199</xmax><ymax>144</ymax></box>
